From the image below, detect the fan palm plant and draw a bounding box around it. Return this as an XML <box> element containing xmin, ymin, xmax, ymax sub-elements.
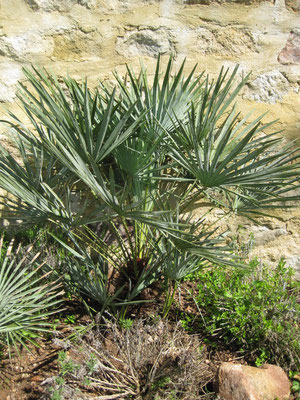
<box><xmin>0</xmin><ymin>55</ymin><xmax>299</xmax><ymax>316</ymax></box>
<box><xmin>0</xmin><ymin>236</ymin><xmax>62</xmax><ymax>354</ymax></box>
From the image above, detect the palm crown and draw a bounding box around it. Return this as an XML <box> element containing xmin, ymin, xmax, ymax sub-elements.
<box><xmin>0</xmin><ymin>55</ymin><xmax>299</xmax><ymax>314</ymax></box>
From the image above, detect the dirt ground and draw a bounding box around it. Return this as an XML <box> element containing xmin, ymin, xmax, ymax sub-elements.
<box><xmin>0</xmin><ymin>288</ymin><xmax>298</xmax><ymax>400</ymax></box>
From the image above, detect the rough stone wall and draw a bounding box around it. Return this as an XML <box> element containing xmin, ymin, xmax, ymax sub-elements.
<box><xmin>0</xmin><ymin>0</ymin><xmax>300</xmax><ymax>277</ymax></box>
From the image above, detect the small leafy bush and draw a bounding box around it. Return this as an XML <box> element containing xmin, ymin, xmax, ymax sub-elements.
<box><xmin>183</xmin><ymin>259</ymin><xmax>300</xmax><ymax>370</ymax></box>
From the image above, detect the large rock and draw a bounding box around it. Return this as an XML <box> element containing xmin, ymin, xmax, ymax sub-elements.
<box><xmin>205</xmin><ymin>26</ymin><xmax>260</xmax><ymax>56</ymax></box>
<box><xmin>278</xmin><ymin>29</ymin><xmax>300</xmax><ymax>65</ymax></box>
<box><xmin>0</xmin><ymin>32</ymin><xmax>53</xmax><ymax>61</ymax></box>
<box><xmin>217</xmin><ymin>363</ymin><xmax>290</xmax><ymax>400</ymax></box>
<box><xmin>244</xmin><ymin>71</ymin><xmax>290</xmax><ymax>104</ymax></box>
<box><xmin>116</xmin><ymin>28</ymin><xmax>174</xmax><ymax>57</ymax></box>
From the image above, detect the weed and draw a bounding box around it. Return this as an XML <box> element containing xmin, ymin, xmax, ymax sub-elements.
<box><xmin>151</xmin><ymin>376</ymin><xmax>172</xmax><ymax>390</ymax></box>
<box><xmin>50</xmin><ymin>389</ymin><xmax>63</xmax><ymax>400</ymax></box>
<box><xmin>255</xmin><ymin>349</ymin><xmax>268</xmax><ymax>367</ymax></box>
<box><xmin>57</xmin><ymin>351</ymin><xmax>79</xmax><ymax>377</ymax></box>
<box><xmin>55</xmin><ymin>377</ymin><xmax>65</xmax><ymax>386</ymax></box>
<box><xmin>48</xmin><ymin>378</ymin><xmax>65</xmax><ymax>400</ymax></box>
<box><xmin>81</xmin><ymin>377</ymin><xmax>91</xmax><ymax>387</ymax></box>
<box><xmin>119</xmin><ymin>317</ymin><xmax>134</xmax><ymax>330</ymax></box>
<box><xmin>85</xmin><ymin>353</ymin><xmax>98</xmax><ymax>374</ymax></box>
<box><xmin>63</xmin><ymin>315</ymin><xmax>76</xmax><ymax>325</ymax></box>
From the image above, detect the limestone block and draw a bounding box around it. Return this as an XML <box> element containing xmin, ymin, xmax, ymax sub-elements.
<box><xmin>0</xmin><ymin>32</ymin><xmax>53</xmax><ymax>62</ymax></box>
<box><xmin>0</xmin><ymin>62</ymin><xmax>23</xmax><ymax>103</ymax></box>
<box><xmin>217</xmin><ymin>363</ymin><xmax>290</xmax><ymax>400</ymax></box>
<box><xmin>116</xmin><ymin>22</ymin><xmax>259</xmax><ymax>60</ymax></box>
<box><xmin>248</xmin><ymin>225</ymin><xmax>288</xmax><ymax>246</ymax></box>
<box><xmin>171</xmin><ymin>25</ymin><xmax>260</xmax><ymax>57</ymax></box>
<box><xmin>278</xmin><ymin>29</ymin><xmax>300</xmax><ymax>65</ymax></box>
<box><xmin>37</xmin><ymin>14</ymin><xmax>74</xmax><ymax>35</ymax></box>
<box><xmin>25</xmin><ymin>0</ymin><xmax>97</xmax><ymax>12</ymax></box>
<box><xmin>52</xmin><ymin>30</ymin><xmax>103</xmax><ymax>61</ymax></box>
<box><xmin>244</xmin><ymin>71</ymin><xmax>290</xmax><ymax>103</ymax></box>
<box><xmin>209</xmin><ymin>27</ymin><xmax>260</xmax><ymax>56</ymax></box>
<box><xmin>195</xmin><ymin>27</ymin><xmax>216</xmax><ymax>54</ymax></box>
<box><xmin>172</xmin><ymin>27</ymin><xmax>199</xmax><ymax>55</ymax></box>
<box><xmin>116</xmin><ymin>28</ymin><xmax>174</xmax><ymax>57</ymax></box>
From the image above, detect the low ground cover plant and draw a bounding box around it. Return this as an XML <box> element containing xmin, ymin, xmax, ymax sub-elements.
<box><xmin>182</xmin><ymin>258</ymin><xmax>300</xmax><ymax>371</ymax></box>
<box><xmin>43</xmin><ymin>319</ymin><xmax>214</xmax><ymax>400</ymax></box>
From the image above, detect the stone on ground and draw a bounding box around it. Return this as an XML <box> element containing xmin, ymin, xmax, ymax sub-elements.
<box><xmin>217</xmin><ymin>362</ymin><xmax>290</xmax><ymax>400</ymax></box>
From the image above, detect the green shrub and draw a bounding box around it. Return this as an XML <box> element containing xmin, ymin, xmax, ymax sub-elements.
<box><xmin>183</xmin><ymin>259</ymin><xmax>300</xmax><ymax>370</ymax></box>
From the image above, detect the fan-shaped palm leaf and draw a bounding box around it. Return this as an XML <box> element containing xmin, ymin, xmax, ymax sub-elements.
<box><xmin>0</xmin><ymin>237</ymin><xmax>62</xmax><ymax>353</ymax></box>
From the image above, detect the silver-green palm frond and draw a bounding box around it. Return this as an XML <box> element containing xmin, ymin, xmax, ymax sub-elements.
<box><xmin>0</xmin><ymin>237</ymin><xmax>63</xmax><ymax>353</ymax></box>
<box><xmin>106</xmin><ymin>54</ymin><xmax>204</xmax><ymax>137</ymax></box>
<box><xmin>163</xmin><ymin>67</ymin><xmax>300</xmax><ymax>215</ymax></box>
